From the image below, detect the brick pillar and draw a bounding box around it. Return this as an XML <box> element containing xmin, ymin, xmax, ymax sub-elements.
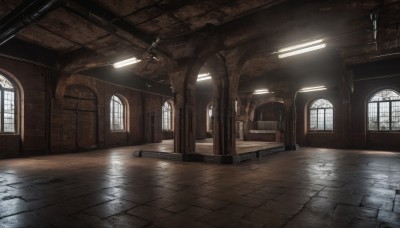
<box><xmin>213</xmin><ymin>96</ymin><xmax>236</xmax><ymax>155</ymax></box>
<box><xmin>284</xmin><ymin>96</ymin><xmax>298</xmax><ymax>150</ymax></box>
<box><xmin>173</xmin><ymin>94</ymin><xmax>195</xmax><ymax>154</ymax></box>
<box><xmin>169</xmin><ymin>65</ymin><xmax>197</xmax><ymax>154</ymax></box>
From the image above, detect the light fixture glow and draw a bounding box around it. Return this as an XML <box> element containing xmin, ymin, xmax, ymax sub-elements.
<box><xmin>198</xmin><ymin>73</ymin><xmax>210</xmax><ymax>78</ymax></box>
<box><xmin>299</xmin><ymin>86</ymin><xmax>327</xmax><ymax>93</ymax></box>
<box><xmin>278</xmin><ymin>39</ymin><xmax>324</xmax><ymax>53</ymax></box>
<box><xmin>197</xmin><ymin>76</ymin><xmax>212</xmax><ymax>81</ymax></box>
<box><xmin>113</xmin><ymin>57</ymin><xmax>141</xmax><ymax>68</ymax></box>
<box><xmin>278</xmin><ymin>43</ymin><xmax>326</xmax><ymax>58</ymax></box>
<box><xmin>253</xmin><ymin>89</ymin><xmax>270</xmax><ymax>95</ymax></box>
<box><xmin>197</xmin><ymin>73</ymin><xmax>212</xmax><ymax>82</ymax></box>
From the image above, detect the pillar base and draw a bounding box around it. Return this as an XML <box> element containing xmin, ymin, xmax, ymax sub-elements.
<box><xmin>285</xmin><ymin>144</ymin><xmax>299</xmax><ymax>150</ymax></box>
<box><xmin>133</xmin><ymin>145</ymin><xmax>286</xmax><ymax>164</ymax></box>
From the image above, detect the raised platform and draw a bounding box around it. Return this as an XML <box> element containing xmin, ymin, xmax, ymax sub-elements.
<box><xmin>133</xmin><ymin>139</ymin><xmax>285</xmax><ymax>164</ymax></box>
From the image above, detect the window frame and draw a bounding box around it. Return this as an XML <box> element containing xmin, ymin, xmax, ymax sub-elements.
<box><xmin>162</xmin><ymin>101</ymin><xmax>172</xmax><ymax>131</ymax></box>
<box><xmin>0</xmin><ymin>74</ymin><xmax>17</xmax><ymax>134</ymax></box>
<box><xmin>367</xmin><ymin>88</ymin><xmax>400</xmax><ymax>132</ymax></box>
<box><xmin>308</xmin><ymin>98</ymin><xmax>334</xmax><ymax>132</ymax></box>
<box><xmin>207</xmin><ymin>103</ymin><xmax>213</xmax><ymax>132</ymax></box>
<box><xmin>110</xmin><ymin>95</ymin><xmax>126</xmax><ymax>132</ymax></box>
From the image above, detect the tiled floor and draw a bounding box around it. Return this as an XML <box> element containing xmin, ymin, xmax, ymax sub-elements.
<box><xmin>0</xmin><ymin>146</ymin><xmax>399</xmax><ymax>227</ymax></box>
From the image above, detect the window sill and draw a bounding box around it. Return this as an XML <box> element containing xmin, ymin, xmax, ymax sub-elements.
<box><xmin>308</xmin><ymin>131</ymin><xmax>334</xmax><ymax>133</ymax></box>
<box><xmin>111</xmin><ymin>130</ymin><xmax>127</xmax><ymax>133</ymax></box>
<box><xmin>368</xmin><ymin>131</ymin><xmax>400</xmax><ymax>133</ymax></box>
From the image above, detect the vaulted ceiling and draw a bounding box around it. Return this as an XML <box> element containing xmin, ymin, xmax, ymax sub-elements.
<box><xmin>0</xmin><ymin>0</ymin><xmax>400</xmax><ymax>93</ymax></box>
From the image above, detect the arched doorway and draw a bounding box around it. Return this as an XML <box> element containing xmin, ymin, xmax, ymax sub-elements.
<box><xmin>62</xmin><ymin>84</ymin><xmax>98</xmax><ymax>151</ymax></box>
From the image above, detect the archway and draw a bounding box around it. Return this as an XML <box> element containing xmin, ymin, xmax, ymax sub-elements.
<box><xmin>62</xmin><ymin>84</ymin><xmax>98</xmax><ymax>151</ymax></box>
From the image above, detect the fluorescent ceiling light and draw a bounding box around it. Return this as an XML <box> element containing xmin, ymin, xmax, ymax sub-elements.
<box><xmin>197</xmin><ymin>76</ymin><xmax>212</xmax><ymax>81</ymax></box>
<box><xmin>299</xmin><ymin>86</ymin><xmax>327</xmax><ymax>93</ymax></box>
<box><xmin>197</xmin><ymin>73</ymin><xmax>211</xmax><ymax>82</ymax></box>
<box><xmin>278</xmin><ymin>39</ymin><xmax>324</xmax><ymax>53</ymax></box>
<box><xmin>198</xmin><ymin>73</ymin><xmax>210</xmax><ymax>78</ymax></box>
<box><xmin>278</xmin><ymin>43</ymin><xmax>326</xmax><ymax>59</ymax></box>
<box><xmin>113</xmin><ymin>57</ymin><xmax>141</xmax><ymax>68</ymax></box>
<box><xmin>253</xmin><ymin>89</ymin><xmax>270</xmax><ymax>95</ymax></box>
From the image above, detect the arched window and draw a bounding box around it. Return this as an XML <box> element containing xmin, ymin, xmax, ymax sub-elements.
<box><xmin>162</xmin><ymin>101</ymin><xmax>172</xmax><ymax>130</ymax></box>
<box><xmin>110</xmin><ymin>95</ymin><xmax>125</xmax><ymax>131</ymax></box>
<box><xmin>309</xmin><ymin>99</ymin><xmax>333</xmax><ymax>131</ymax></box>
<box><xmin>368</xmin><ymin>89</ymin><xmax>400</xmax><ymax>131</ymax></box>
<box><xmin>207</xmin><ymin>103</ymin><xmax>213</xmax><ymax>131</ymax></box>
<box><xmin>0</xmin><ymin>74</ymin><xmax>17</xmax><ymax>133</ymax></box>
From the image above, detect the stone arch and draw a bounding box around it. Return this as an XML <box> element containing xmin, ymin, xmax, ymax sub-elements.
<box><xmin>171</xmin><ymin>34</ymin><xmax>223</xmax><ymax>154</ymax></box>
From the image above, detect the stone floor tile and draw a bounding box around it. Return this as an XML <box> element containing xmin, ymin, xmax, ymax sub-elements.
<box><xmin>377</xmin><ymin>210</ymin><xmax>400</xmax><ymax>226</ymax></box>
<box><xmin>274</xmin><ymin>194</ymin><xmax>311</xmax><ymax>205</ymax></box>
<box><xmin>355</xmin><ymin>187</ymin><xmax>396</xmax><ymax>199</ymax></box>
<box><xmin>361</xmin><ymin>196</ymin><xmax>394</xmax><ymax>211</ymax></box>
<box><xmin>334</xmin><ymin>204</ymin><xmax>378</xmax><ymax>220</ymax></box>
<box><xmin>127</xmin><ymin>205</ymin><xmax>173</xmax><ymax>221</ymax></box>
<box><xmin>83</xmin><ymin>199</ymin><xmax>137</xmax><ymax>219</ymax></box>
<box><xmin>261</xmin><ymin>200</ymin><xmax>305</xmax><ymax>216</ymax></box>
<box><xmin>246</xmin><ymin>208</ymin><xmax>291</xmax><ymax>227</ymax></box>
<box><xmin>323</xmin><ymin>185</ymin><xmax>355</xmax><ymax>194</ymax></box>
<box><xmin>0</xmin><ymin>212</ymin><xmax>47</xmax><ymax>228</ymax></box>
<box><xmin>372</xmin><ymin>181</ymin><xmax>399</xmax><ymax>191</ymax></box>
<box><xmin>393</xmin><ymin>195</ymin><xmax>400</xmax><ymax>214</ymax></box>
<box><xmin>317</xmin><ymin>190</ymin><xmax>364</xmax><ymax>206</ymax></box>
<box><xmin>284</xmin><ymin>208</ymin><xmax>352</xmax><ymax>228</ymax></box>
<box><xmin>234</xmin><ymin>195</ymin><xmax>269</xmax><ymax>208</ymax></box>
<box><xmin>107</xmin><ymin>214</ymin><xmax>150</xmax><ymax>227</ymax></box>
<box><xmin>189</xmin><ymin>196</ymin><xmax>230</xmax><ymax>211</ymax></box>
<box><xmin>349</xmin><ymin>218</ymin><xmax>379</xmax><ymax>228</ymax></box>
<box><xmin>169</xmin><ymin>206</ymin><xmax>211</xmax><ymax>220</ymax></box>
<box><xmin>213</xmin><ymin>203</ymin><xmax>253</xmax><ymax>218</ymax></box>
<box><xmin>156</xmin><ymin>217</ymin><xmax>214</xmax><ymax>228</ymax></box>
<box><xmin>260</xmin><ymin>186</ymin><xmax>288</xmax><ymax>194</ymax></box>
<box><xmin>200</xmin><ymin>212</ymin><xmax>263</xmax><ymax>228</ymax></box>
<box><xmin>285</xmin><ymin>188</ymin><xmax>320</xmax><ymax>198</ymax></box>
<box><xmin>121</xmin><ymin>191</ymin><xmax>161</xmax><ymax>204</ymax></box>
<box><xmin>305</xmin><ymin>197</ymin><xmax>337</xmax><ymax>213</ymax></box>
<box><xmin>71</xmin><ymin>213</ymin><xmax>112</xmax><ymax>228</ymax></box>
<box><xmin>164</xmin><ymin>203</ymin><xmax>191</xmax><ymax>213</ymax></box>
<box><xmin>311</xmin><ymin>179</ymin><xmax>345</xmax><ymax>188</ymax></box>
<box><xmin>146</xmin><ymin>197</ymin><xmax>175</xmax><ymax>209</ymax></box>
<box><xmin>245</xmin><ymin>189</ymin><xmax>281</xmax><ymax>201</ymax></box>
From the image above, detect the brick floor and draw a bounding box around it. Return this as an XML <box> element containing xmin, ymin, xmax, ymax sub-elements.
<box><xmin>0</xmin><ymin>146</ymin><xmax>399</xmax><ymax>227</ymax></box>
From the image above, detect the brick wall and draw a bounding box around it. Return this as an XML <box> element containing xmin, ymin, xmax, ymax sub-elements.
<box><xmin>0</xmin><ymin>57</ymin><xmax>164</xmax><ymax>157</ymax></box>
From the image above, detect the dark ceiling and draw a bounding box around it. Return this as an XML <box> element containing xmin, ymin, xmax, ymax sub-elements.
<box><xmin>1</xmin><ymin>0</ymin><xmax>400</xmax><ymax>92</ymax></box>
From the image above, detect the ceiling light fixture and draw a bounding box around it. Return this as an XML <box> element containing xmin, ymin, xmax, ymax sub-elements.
<box><xmin>279</xmin><ymin>43</ymin><xmax>326</xmax><ymax>59</ymax></box>
<box><xmin>197</xmin><ymin>73</ymin><xmax>212</xmax><ymax>82</ymax></box>
<box><xmin>277</xmin><ymin>39</ymin><xmax>326</xmax><ymax>59</ymax></box>
<box><xmin>278</xmin><ymin>39</ymin><xmax>324</xmax><ymax>53</ymax></box>
<box><xmin>298</xmin><ymin>86</ymin><xmax>327</xmax><ymax>93</ymax></box>
<box><xmin>253</xmin><ymin>89</ymin><xmax>270</xmax><ymax>95</ymax></box>
<box><xmin>113</xmin><ymin>57</ymin><xmax>141</xmax><ymax>68</ymax></box>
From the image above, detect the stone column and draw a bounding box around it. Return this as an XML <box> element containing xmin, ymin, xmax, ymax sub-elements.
<box><xmin>213</xmin><ymin>96</ymin><xmax>236</xmax><ymax>155</ymax></box>
<box><xmin>283</xmin><ymin>95</ymin><xmax>298</xmax><ymax>150</ymax></box>
<box><xmin>238</xmin><ymin>92</ymin><xmax>253</xmax><ymax>141</ymax></box>
<box><xmin>169</xmin><ymin>67</ymin><xmax>196</xmax><ymax>154</ymax></box>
